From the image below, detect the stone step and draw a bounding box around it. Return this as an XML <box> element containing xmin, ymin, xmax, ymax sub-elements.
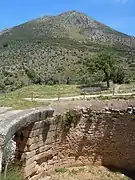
<box><xmin>0</xmin><ymin>107</ymin><xmax>12</xmax><ymax>114</ymax></box>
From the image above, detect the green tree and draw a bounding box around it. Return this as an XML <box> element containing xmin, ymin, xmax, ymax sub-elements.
<box><xmin>111</xmin><ymin>64</ymin><xmax>125</xmax><ymax>84</ymax></box>
<box><xmin>95</xmin><ymin>52</ymin><xmax>117</xmax><ymax>88</ymax></box>
<box><xmin>0</xmin><ymin>80</ymin><xmax>6</xmax><ymax>91</ymax></box>
<box><xmin>85</xmin><ymin>52</ymin><xmax>118</xmax><ymax>88</ymax></box>
<box><xmin>25</xmin><ymin>68</ymin><xmax>41</xmax><ymax>84</ymax></box>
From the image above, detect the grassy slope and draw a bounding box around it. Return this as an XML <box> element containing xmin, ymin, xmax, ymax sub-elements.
<box><xmin>0</xmin><ymin>95</ymin><xmax>49</xmax><ymax>110</ymax></box>
<box><xmin>0</xmin><ymin>85</ymin><xmax>80</xmax><ymax>109</ymax></box>
<box><xmin>6</xmin><ymin>85</ymin><xmax>81</xmax><ymax>98</ymax></box>
<box><xmin>0</xmin><ymin>83</ymin><xmax>135</xmax><ymax>109</ymax></box>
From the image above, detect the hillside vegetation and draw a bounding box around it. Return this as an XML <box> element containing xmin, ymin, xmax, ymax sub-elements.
<box><xmin>0</xmin><ymin>11</ymin><xmax>135</xmax><ymax>91</ymax></box>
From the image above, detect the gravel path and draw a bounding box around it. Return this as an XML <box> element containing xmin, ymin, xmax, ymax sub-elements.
<box><xmin>24</xmin><ymin>92</ymin><xmax>134</xmax><ymax>102</ymax></box>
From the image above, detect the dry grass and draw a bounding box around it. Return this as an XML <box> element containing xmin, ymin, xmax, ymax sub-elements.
<box><xmin>40</xmin><ymin>166</ymin><xmax>129</xmax><ymax>180</ymax></box>
<box><xmin>119</xmin><ymin>82</ymin><xmax>135</xmax><ymax>93</ymax></box>
<box><xmin>7</xmin><ymin>85</ymin><xmax>81</xmax><ymax>99</ymax></box>
<box><xmin>0</xmin><ymin>85</ymin><xmax>80</xmax><ymax>109</ymax></box>
<box><xmin>0</xmin><ymin>93</ymin><xmax>50</xmax><ymax>110</ymax></box>
<box><xmin>1</xmin><ymin>168</ymin><xmax>24</xmax><ymax>180</ymax></box>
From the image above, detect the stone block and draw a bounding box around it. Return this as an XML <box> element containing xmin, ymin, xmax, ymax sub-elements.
<box><xmin>23</xmin><ymin>156</ymin><xmax>37</xmax><ymax>167</ymax></box>
<box><xmin>21</xmin><ymin>128</ymin><xmax>45</xmax><ymax>138</ymax></box>
<box><xmin>21</xmin><ymin>150</ymin><xmax>36</xmax><ymax>160</ymax></box>
<box><xmin>27</xmin><ymin>137</ymin><xmax>39</xmax><ymax>146</ymax></box>
<box><xmin>31</xmin><ymin>120</ymin><xmax>50</xmax><ymax>131</ymax></box>
<box><xmin>40</xmin><ymin>162</ymin><xmax>48</xmax><ymax>171</ymax></box>
<box><xmin>36</xmin><ymin>149</ymin><xmax>53</xmax><ymax>160</ymax></box>
<box><xmin>29</xmin><ymin>173</ymin><xmax>42</xmax><ymax>180</ymax></box>
<box><xmin>22</xmin><ymin>161</ymin><xmax>37</xmax><ymax>178</ymax></box>
<box><xmin>31</xmin><ymin>121</ymin><xmax>43</xmax><ymax>130</ymax></box>
<box><xmin>29</xmin><ymin>140</ymin><xmax>45</xmax><ymax>151</ymax></box>
<box><xmin>29</xmin><ymin>129</ymin><xmax>43</xmax><ymax>137</ymax></box>
<box><xmin>24</xmin><ymin>161</ymin><xmax>37</xmax><ymax>170</ymax></box>
<box><xmin>39</xmin><ymin>145</ymin><xmax>51</xmax><ymax>153</ymax></box>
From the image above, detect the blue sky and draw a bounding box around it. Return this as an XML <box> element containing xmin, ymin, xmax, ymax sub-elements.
<box><xmin>0</xmin><ymin>0</ymin><xmax>135</xmax><ymax>36</ymax></box>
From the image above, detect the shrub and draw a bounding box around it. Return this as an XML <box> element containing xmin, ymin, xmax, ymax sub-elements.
<box><xmin>1</xmin><ymin>168</ymin><xmax>24</xmax><ymax>180</ymax></box>
<box><xmin>55</xmin><ymin>168</ymin><xmax>68</xmax><ymax>173</ymax></box>
<box><xmin>65</xmin><ymin>110</ymin><xmax>74</xmax><ymax>127</ymax></box>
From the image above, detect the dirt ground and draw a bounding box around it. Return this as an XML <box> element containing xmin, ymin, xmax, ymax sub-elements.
<box><xmin>49</xmin><ymin>98</ymin><xmax>135</xmax><ymax>115</ymax></box>
<box><xmin>40</xmin><ymin>166</ymin><xmax>130</xmax><ymax>180</ymax></box>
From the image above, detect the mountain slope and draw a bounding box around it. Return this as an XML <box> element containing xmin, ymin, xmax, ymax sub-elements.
<box><xmin>0</xmin><ymin>10</ymin><xmax>135</xmax><ymax>91</ymax></box>
<box><xmin>0</xmin><ymin>10</ymin><xmax>134</xmax><ymax>45</ymax></box>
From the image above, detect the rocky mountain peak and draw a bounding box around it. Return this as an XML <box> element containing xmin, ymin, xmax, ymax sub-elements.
<box><xmin>57</xmin><ymin>10</ymin><xmax>96</xmax><ymax>28</ymax></box>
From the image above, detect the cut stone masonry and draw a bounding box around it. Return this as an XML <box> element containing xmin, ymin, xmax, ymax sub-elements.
<box><xmin>0</xmin><ymin>103</ymin><xmax>135</xmax><ymax>180</ymax></box>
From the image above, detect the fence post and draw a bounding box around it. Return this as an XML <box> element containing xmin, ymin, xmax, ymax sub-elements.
<box><xmin>0</xmin><ymin>148</ymin><xmax>3</xmax><ymax>173</ymax></box>
<box><xmin>113</xmin><ymin>87</ymin><xmax>115</xmax><ymax>96</ymax></box>
<box><xmin>32</xmin><ymin>92</ymin><xmax>34</xmax><ymax>101</ymax></box>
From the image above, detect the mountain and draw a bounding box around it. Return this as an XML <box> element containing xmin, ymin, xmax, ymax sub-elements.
<box><xmin>0</xmin><ymin>11</ymin><xmax>135</xmax><ymax>45</ymax></box>
<box><xmin>0</xmin><ymin>10</ymin><xmax>135</xmax><ymax>91</ymax></box>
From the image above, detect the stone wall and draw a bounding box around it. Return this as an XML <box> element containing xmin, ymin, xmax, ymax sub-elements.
<box><xmin>14</xmin><ymin>107</ymin><xmax>135</xmax><ymax>180</ymax></box>
<box><xmin>0</xmin><ymin>108</ymin><xmax>54</xmax><ymax>174</ymax></box>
